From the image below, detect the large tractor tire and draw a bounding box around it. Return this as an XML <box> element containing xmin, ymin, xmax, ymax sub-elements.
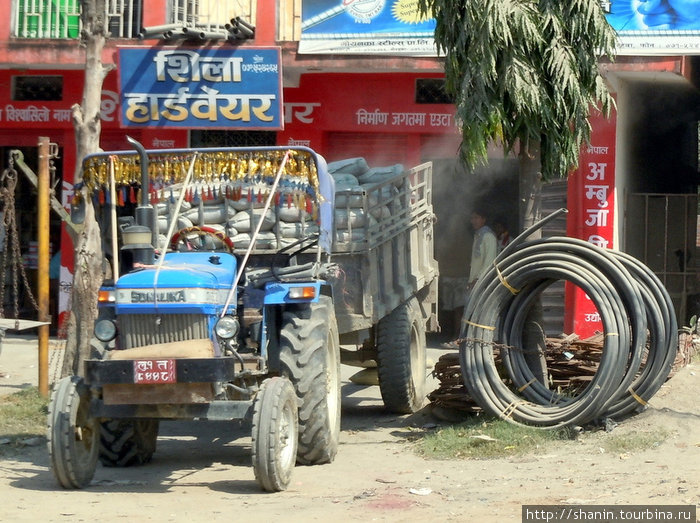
<box><xmin>376</xmin><ymin>296</ymin><xmax>427</xmax><ymax>414</ymax></box>
<box><xmin>99</xmin><ymin>419</ymin><xmax>159</xmax><ymax>467</ymax></box>
<box><xmin>279</xmin><ymin>295</ymin><xmax>341</xmax><ymax>465</ymax></box>
<box><xmin>47</xmin><ymin>376</ymin><xmax>99</xmax><ymax>488</ymax></box>
<box><xmin>251</xmin><ymin>376</ymin><xmax>298</xmax><ymax>492</ymax></box>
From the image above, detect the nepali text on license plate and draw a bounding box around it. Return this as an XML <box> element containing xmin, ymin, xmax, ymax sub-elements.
<box><xmin>133</xmin><ymin>359</ymin><xmax>176</xmax><ymax>384</ymax></box>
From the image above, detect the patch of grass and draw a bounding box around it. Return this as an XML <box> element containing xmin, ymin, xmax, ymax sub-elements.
<box><xmin>0</xmin><ymin>388</ymin><xmax>48</xmax><ymax>452</ymax></box>
<box><xmin>598</xmin><ymin>429</ymin><xmax>668</xmax><ymax>455</ymax></box>
<box><xmin>417</xmin><ymin>417</ymin><xmax>573</xmax><ymax>459</ymax></box>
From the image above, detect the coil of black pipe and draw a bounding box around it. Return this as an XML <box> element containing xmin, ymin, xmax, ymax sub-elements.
<box><xmin>458</xmin><ymin>209</ymin><xmax>678</xmax><ymax>428</ymax></box>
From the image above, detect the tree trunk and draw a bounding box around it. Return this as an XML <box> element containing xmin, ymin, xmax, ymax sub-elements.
<box><xmin>518</xmin><ymin>140</ymin><xmax>542</xmax><ymax>238</ymax></box>
<box><xmin>61</xmin><ymin>203</ymin><xmax>104</xmax><ymax>377</ymax></box>
<box><xmin>517</xmin><ymin>140</ymin><xmax>548</xmax><ymax>380</ymax></box>
<box><xmin>61</xmin><ymin>0</ymin><xmax>110</xmax><ymax>378</ymax></box>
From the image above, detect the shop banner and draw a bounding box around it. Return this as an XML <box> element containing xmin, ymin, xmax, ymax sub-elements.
<box><xmin>118</xmin><ymin>47</ymin><xmax>283</xmax><ymax>130</ymax></box>
<box><xmin>299</xmin><ymin>0</ymin><xmax>437</xmax><ymax>55</ymax></box>
<box><xmin>565</xmin><ymin>108</ymin><xmax>617</xmax><ymax>339</ymax></box>
<box><xmin>300</xmin><ymin>1</ymin><xmax>700</xmax><ymax>56</ymax></box>
<box><xmin>604</xmin><ymin>1</ymin><xmax>700</xmax><ymax>55</ymax></box>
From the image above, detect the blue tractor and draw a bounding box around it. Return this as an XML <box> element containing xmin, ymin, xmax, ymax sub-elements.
<box><xmin>48</xmin><ymin>143</ymin><xmax>340</xmax><ymax>492</ymax></box>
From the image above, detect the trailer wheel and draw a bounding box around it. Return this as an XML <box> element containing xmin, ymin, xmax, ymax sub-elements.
<box><xmin>280</xmin><ymin>295</ymin><xmax>341</xmax><ymax>465</ymax></box>
<box><xmin>47</xmin><ymin>376</ymin><xmax>99</xmax><ymax>489</ymax></box>
<box><xmin>251</xmin><ymin>377</ymin><xmax>298</xmax><ymax>492</ymax></box>
<box><xmin>376</xmin><ymin>297</ymin><xmax>427</xmax><ymax>414</ymax></box>
<box><xmin>99</xmin><ymin>419</ymin><xmax>159</xmax><ymax>467</ymax></box>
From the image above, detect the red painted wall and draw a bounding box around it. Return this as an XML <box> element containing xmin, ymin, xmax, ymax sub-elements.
<box><xmin>142</xmin><ymin>0</ymin><xmax>168</xmax><ymax>28</ymax></box>
<box><xmin>0</xmin><ymin>67</ymin><xmax>188</xmax><ymax>331</ymax></box>
<box><xmin>279</xmin><ymin>72</ymin><xmax>460</xmax><ymax>166</ymax></box>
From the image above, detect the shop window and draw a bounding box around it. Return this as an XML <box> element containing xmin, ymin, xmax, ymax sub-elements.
<box><xmin>13</xmin><ymin>0</ymin><xmax>142</xmax><ymax>39</ymax></box>
<box><xmin>106</xmin><ymin>0</ymin><xmax>142</xmax><ymax>38</ymax></box>
<box><xmin>14</xmin><ymin>0</ymin><xmax>81</xmax><ymax>38</ymax></box>
<box><xmin>415</xmin><ymin>78</ymin><xmax>452</xmax><ymax>104</ymax></box>
<box><xmin>190</xmin><ymin>130</ymin><xmax>277</xmax><ymax>148</ymax></box>
<box><xmin>13</xmin><ymin>0</ymin><xmax>243</xmax><ymax>39</ymax></box>
<box><xmin>13</xmin><ymin>75</ymin><xmax>63</xmax><ymax>101</ymax></box>
<box><xmin>169</xmin><ymin>0</ymin><xmax>244</xmax><ymax>32</ymax></box>
<box><xmin>173</xmin><ymin>0</ymin><xmax>198</xmax><ymax>25</ymax></box>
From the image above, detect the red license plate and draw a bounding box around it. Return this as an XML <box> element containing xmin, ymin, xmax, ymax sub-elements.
<box><xmin>133</xmin><ymin>359</ymin><xmax>176</xmax><ymax>384</ymax></box>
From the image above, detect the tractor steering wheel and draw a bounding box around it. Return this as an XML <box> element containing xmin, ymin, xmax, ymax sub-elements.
<box><xmin>169</xmin><ymin>226</ymin><xmax>235</xmax><ymax>253</ymax></box>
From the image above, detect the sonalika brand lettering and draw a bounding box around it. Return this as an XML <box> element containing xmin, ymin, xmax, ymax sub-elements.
<box><xmin>130</xmin><ymin>290</ymin><xmax>186</xmax><ymax>303</ymax></box>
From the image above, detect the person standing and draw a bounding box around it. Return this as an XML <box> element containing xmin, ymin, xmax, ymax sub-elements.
<box><xmin>442</xmin><ymin>208</ymin><xmax>498</xmax><ymax>348</ymax></box>
<box><xmin>493</xmin><ymin>219</ymin><xmax>511</xmax><ymax>253</ymax></box>
<box><xmin>468</xmin><ymin>209</ymin><xmax>498</xmax><ymax>286</ymax></box>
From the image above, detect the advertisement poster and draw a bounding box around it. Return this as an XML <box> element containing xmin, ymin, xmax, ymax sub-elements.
<box><xmin>299</xmin><ymin>0</ymin><xmax>437</xmax><ymax>55</ymax></box>
<box><xmin>300</xmin><ymin>0</ymin><xmax>700</xmax><ymax>56</ymax></box>
<box><xmin>118</xmin><ymin>47</ymin><xmax>283</xmax><ymax>130</ymax></box>
<box><xmin>603</xmin><ymin>0</ymin><xmax>700</xmax><ymax>54</ymax></box>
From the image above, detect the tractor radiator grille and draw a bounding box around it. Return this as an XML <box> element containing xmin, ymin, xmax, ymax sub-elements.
<box><xmin>119</xmin><ymin>314</ymin><xmax>209</xmax><ymax>349</ymax></box>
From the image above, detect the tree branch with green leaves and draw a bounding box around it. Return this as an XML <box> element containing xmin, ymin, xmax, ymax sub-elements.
<box><xmin>418</xmin><ymin>0</ymin><xmax>617</xmax><ymax>181</ymax></box>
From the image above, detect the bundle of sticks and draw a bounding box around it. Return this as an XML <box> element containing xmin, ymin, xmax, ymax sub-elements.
<box><xmin>429</xmin><ymin>333</ymin><xmax>629</xmax><ymax>412</ymax></box>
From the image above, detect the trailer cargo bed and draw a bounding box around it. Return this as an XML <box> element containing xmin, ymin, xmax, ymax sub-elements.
<box><xmin>328</xmin><ymin>162</ymin><xmax>439</xmax><ymax>339</ymax></box>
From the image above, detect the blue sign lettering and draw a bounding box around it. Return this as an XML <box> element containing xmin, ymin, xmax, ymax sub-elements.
<box><xmin>118</xmin><ymin>47</ymin><xmax>283</xmax><ymax>129</ymax></box>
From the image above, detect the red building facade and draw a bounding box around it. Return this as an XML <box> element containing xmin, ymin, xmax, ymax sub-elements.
<box><xmin>0</xmin><ymin>1</ymin><xmax>697</xmax><ymax>335</ymax></box>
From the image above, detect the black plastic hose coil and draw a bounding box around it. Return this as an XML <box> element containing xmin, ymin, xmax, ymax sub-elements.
<box><xmin>458</xmin><ymin>209</ymin><xmax>678</xmax><ymax>428</ymax></box>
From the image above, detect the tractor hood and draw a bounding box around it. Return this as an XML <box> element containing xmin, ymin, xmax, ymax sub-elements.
<box><xmin>113</xmin><ymin>252</ymin><xmax>237</xmax><ymax>315</ymax></box>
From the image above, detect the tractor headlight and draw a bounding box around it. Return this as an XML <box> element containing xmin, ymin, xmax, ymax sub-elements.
<box><xmin>94</xmin><ymin>319</ymin><xmax>117</xmax><ymax>342</ymax></box>
<box><xmin>215</xmin><ymin>315</ymin><xmax>239</xmax><ymax>340</ymax></box>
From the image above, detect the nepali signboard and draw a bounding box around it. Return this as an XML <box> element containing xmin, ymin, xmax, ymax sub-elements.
<box><xmin>299</xmin><ymin>0</ymin><xmax>437</xmax><ymax>55</ymax></box>
<box><xmin>603</xmin><ymin>1</ymin><xmax>699</xmax><ymax>55</ymax></box>
<box><xmin>118</xmin><ymin>47</ymin><xmax>283</xmax><ymax>130</ymax></box>
<box><xmin>565</xmin><ymin>108</ymin><xmax>617</xmax><ymax>339</ymax></box>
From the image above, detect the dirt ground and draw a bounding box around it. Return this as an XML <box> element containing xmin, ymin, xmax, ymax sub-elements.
<box><xmin>0</xmin><ymin>334</ymin><xmax>698</xmax><ymax>522</ymax></box>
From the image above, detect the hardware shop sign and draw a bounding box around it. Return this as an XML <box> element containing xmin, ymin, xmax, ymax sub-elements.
<box><xmin>118</xmin><ymin>47</ymin><xmax>283</xmax><ymax>130</ymax></box>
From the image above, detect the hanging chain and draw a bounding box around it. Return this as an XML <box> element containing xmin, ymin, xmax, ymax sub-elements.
<box><xmin>49</xmin><ymin>142</ymin><xmax>59</xmax><ymax>195</ymax></box>
<box><xmin>0</xmin><ymin>152</ymin><xmax>40</xmax><ymax>318</ymax></box>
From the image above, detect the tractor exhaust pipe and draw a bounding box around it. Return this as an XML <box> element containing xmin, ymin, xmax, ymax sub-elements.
<box><xmin>125</xmin><ymin>136</ymin><xmax>156</xmax><ymax>263</ymax></box>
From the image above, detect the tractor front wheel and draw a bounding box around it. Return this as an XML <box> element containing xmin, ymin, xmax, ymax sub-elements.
<box><xmin>47</xmin><ymin>376</ymin><xmax>99</xmax><ymax>488</ymax></box>
<box><xmin>251</xmin><ymin>376</ymin><xmax>298</xmax><ymax>492</ymax></box>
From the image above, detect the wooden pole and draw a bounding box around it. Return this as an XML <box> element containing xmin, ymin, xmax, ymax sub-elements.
<box><xmin>37</xmin><ymin>137</ymin><xmax>50</xmax><ymax>397</ymax></box>
<box><xmin>109</xmin><ymin>156</ymin><xmax>119</xmax><ymax>281</ymax></box>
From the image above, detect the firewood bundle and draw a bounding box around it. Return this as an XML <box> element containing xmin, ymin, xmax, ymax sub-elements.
<box><xmin>429</xmin><ymin>330</ymin><xmax>697</xmax><ymax>414</ymax></box>
<box><xmin>429</xmin><ymin>334</ymin><xmax>607</xmax><ymax>412</ymax></box>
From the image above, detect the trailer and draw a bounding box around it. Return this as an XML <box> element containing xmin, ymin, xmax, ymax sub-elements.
<box><xmin>326</xmin><ymin>157</ymin><xmax>438</xmax><ymax>413</ymax></box>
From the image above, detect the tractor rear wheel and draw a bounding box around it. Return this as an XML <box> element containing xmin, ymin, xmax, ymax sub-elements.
<box><xmin>99</xmin><ymin>419</ymin><xmax>159</xmax><ymax>467</ymax></box>
<box><xmin>279</xmin><ymin>295</ymin><xmax>341</xmax><ymax>465</ymax></box>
